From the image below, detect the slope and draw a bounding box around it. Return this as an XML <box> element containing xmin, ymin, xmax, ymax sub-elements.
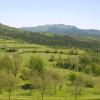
<box><xmin>0</xmin><ymin>23</ymin><xmax>100</xmax><ymax>52</ymax></box>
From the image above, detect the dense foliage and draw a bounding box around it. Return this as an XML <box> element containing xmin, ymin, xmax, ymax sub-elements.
<box><xmin>56</xmin><ymin>53</ymin><xmax>100</xmax><ymax>76</ymax></box>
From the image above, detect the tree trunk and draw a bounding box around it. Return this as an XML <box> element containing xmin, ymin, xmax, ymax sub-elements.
<box><xmin>60</xmin><ymin>86</ymin><xmax>62</xmax><ymax>90</ymax></box>
<box><xmin>29</xmin><ymin>89</ymin><xmax>32</xmax><ymax>96</ymax></box>
<box><xmin>0</xmin><ymin>89</ymin><xmax>1</xmax><ymax>94</ymax></box>
<box><xmin>42</xmin><ymin>92</ymin><xmax>44</xmax><ymax>100</ymax></box>
<box><xmin>55</xmin><ymin>84</ymin><xmax>57</xmax><ymax>94</ymax></box>
<box><xmin>9</xmin><ymin>89</ymin><xmax>11</xmax><ymax>100</ymax></box>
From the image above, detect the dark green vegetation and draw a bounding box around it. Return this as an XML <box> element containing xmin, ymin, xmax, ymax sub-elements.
<box><xmin>56</xmin><ymin>53</ymin><xmax>100</xmax><ymax>76</ymax></box>
<box><xmin>0</xmin><ymin>24</ymin><xmax>100</xmax><ymax>100</ymax></box>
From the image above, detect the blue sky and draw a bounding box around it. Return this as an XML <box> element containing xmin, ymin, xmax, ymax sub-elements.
<box><xmin>0</xmin><ymin>0</ymin><xmax>100</xmax><ymax>29</ymax></box>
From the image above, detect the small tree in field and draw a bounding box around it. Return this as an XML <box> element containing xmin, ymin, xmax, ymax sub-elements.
<box><xmin>68</xmin><ymin>73</ymin><xmax>76</xmax><ymax>85</ymax></box>
<box><xmin>30</xmin><ymin>71</ymin><xmax>52</xmax><ymax>100</ymax></box>
<box><xmin>40</xmin><ymin>72</ymin><xmax>53</xmax><ymax>100</ymax></box>
<box><xmin>11</xmin><ymin>53</ymin><xmax>22</xmax><ymax>77</ymax></box>
<box><xmin>70</xmin><ymin>74</ymin><xmax>84</xmax><ymax>99</ymax></box>
<box><xmin>48</xmin><ymin>69</ymin><xmax>64</xmax><ymax>94</ymax></box>
<box><xmin>0</xmin><ymin>70</ymin><xmax>7</xmax><ymax>94</ymax></box>
<box><xmin>5</xmin><ymin>73</ymin><xmax>19</xmax><ymax>100</ymax></box>
<box><xmin>0</xmin><ymin>70</ymin><xmax>19</xmax><ymax>100</ymax></box>
<box><xmin>0</xmin><ymin>53</ymin><xmax>22</xmax><ymax>77</ymax></box>
<box><xmin>27</xmin><ymin>56</ymin><xmax>46</xmax><ymax>100</ymax></box>
<box><xmin>0</xmin><ymin>55</ymin><xmax>13</xmax><ymax>74</ymax></box>
<box><xmin>27</xmin><ymin>56</ymin><xmax>45</xmax><ymax>72</ymax></box>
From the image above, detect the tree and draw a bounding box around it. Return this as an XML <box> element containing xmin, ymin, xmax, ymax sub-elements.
<box><xmin>84</xmin><ymin>76</ymin><xmax>94</xmax><ymax>88</ymax></box>
<box><xmin>11</xmin><ymin>53</ymin><xmax>22</xmax><ymax>76</ymax></box>
<box><xmin>0</xmin><ymin>70</ymin><xmax>7</xmax><ymax>94</ymax></box>
<box><xmin>27</xmin><ymin>56</ymin><xmax>45</xmax><ymax>72</ymax></box>
<box><xmin>68</xmin><ymin>73</ymin><xmax>76</xmax><ymax>85</ymax></box>
<box><xmin>5</xmin><ymin>73</ymin><xmax>19</xmax><ymax>100</ymax></box>
<box><xmin>0</xmin><ymin>70</ymin><xmax>19</xmax><ymax>100</ymax></box>
<box><xmin>0</xmin><ymin>55</ymin><xmax>13</xmax><ymax>74</ymax></box>
<box><xmin>27</xmin><ymin>56</ymin><xmax>47</xmax><ymax>100</ymax></box>
<box><xmin>0</xmin><ymin>53</ymin><xmax>21</xmax><ymax>76</ymax></box>
<box><xmin>56</xmin><ymin>56</ymin><xmax>80</xmax><ymax>71</ymax></box>
<box><xmin>29</xmin><ymin>70</ymin><xmax>52</xmax><ymax>100</ymax></box>
<box><xmin>70</xmin><ymin>74</ymin><xmax>84</xmax><ymax>99</ymax></box>
<box><xmin>48</xmin><ymin>69</ymin><xmax>64</xmax><ymax>94</ymax></box>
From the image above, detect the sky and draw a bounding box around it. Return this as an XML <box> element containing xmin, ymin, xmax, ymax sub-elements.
<box><xmin>0</xmin><ymin>0</ymin><xmax>100</xmax><ymax>29</ymax></box>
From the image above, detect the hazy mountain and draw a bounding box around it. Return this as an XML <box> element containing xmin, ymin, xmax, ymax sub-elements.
<box><xmin>21</xmin><ymin>24</ymin><xmax>100</xmax><ymax>36</ymax></box>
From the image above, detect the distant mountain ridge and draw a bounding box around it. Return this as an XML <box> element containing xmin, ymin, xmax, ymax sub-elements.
<box><xmin>21</xmin><ymin>24</ymin><xmax>100</xmax><ymax>36</ymax></box>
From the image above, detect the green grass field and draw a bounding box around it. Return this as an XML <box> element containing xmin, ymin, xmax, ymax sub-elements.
<box><xmin>0</xmin><ymin>38</ymin><xmax>100</xmax><ymax>100</ymax></box>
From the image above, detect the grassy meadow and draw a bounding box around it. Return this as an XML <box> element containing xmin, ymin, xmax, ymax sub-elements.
<box><xmin>0</xmin><ymin>38</ymin><xmax>100</xmax><ymax>100</ymax></box>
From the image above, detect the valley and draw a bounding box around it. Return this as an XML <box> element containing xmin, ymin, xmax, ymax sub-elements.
<box><xmin>0</xmin><ymin>30</ymin><xmax>100</xmax><ymax>100</ymax></box>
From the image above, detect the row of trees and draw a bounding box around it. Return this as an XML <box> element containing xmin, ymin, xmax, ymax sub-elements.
<box><xmin>56</xmin><ymin>53</ymin><xmax>100</xmax><ymax>76</ymax></box>
<box><xmin>0</xmin><ymin>53</ymin><xmax>97</xmax><ymax>100</ymax></box>
<box><xmin>21</xmin><ymin>56</ymin><xmax>96</xmax><ymax>100</ymax></box>
<box><xmin>0</xmin><ymin>53</ymin><xmax>21</xmax><ymax>100</ymax></box>
<box><xmin>0</xmin><ymin>54</ymin><xmax>64</xmax><ymax>100</ymax></box>
<box><xmin>22</xmin><ymin>56</ymin><xmax>64</xmax><ymax>100</ymax></box>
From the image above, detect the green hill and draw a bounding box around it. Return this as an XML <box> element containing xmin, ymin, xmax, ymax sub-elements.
<box><xmin>0</xmin><ymin>23</ymin><xmax>100</xmax><ymax>52</ymax></box>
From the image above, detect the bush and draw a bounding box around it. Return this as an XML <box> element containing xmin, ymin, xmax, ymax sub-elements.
<box><xmin>54</xmin><ymin>49</ymin><xmax>58</xmax><ymax>53</ymax></box>
<box><xmin>20</xmin><ymin>84</ymin><xmax>32</xmax><ymax>90</ymax></box>
<box><xmin>69</xmin><ymin>49</ymin><xmax>78</xmax><ymax>55</ymax></box>
<box><xmin>32</xmin><ymin>49</ymin><xmax>37</xmax><ymax>53</ymax></box>
<box><xmin>49</xmin><ymin>55</ymin><xmax>55</xmax><ymax>62</ymax></box>
<box><xmin>45</xmin><ymin>49</ymin><xmax>50</xmax><ymax>53</ymax></box>
<box><xmin>68</xmin><ymin>73</ymin><xmax>76</xmax><ymax>85</ymax></box>
<box><xmin>1</xmin><ymin>47</ymin><xmax>6</xmax><ymax>50</ymax></box>
<box><xmin>84</xmin><ymin>77</ymin><xmax>94</xmax><ymax>88</ymax></box>
<box><xmin>6</xmin><ymin>48</ymin><xmax>17</xmax><ymax>52</ymax></box>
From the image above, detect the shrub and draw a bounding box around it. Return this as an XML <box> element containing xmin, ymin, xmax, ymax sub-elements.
<box><xmin>20</xmin><ymin>84</ymin><xmax>32</xmax><ymax>90</ymax></box>
<box><xmin>49</xmin><ymin>55</ymin><xmax>55</xmax><ymax>62</ymax></box>
<box><xmin>45</xmin><ymin>49</ymin><xmax>50</xmax><ymax>53</ymax></box>
<box><xmin>6</xmin><ymin>48</ymin><xmax>17</xmax><ymax>52</ymax></box>
<box><xmin>84</xmin><ymin>77</ymin><xmax>94</xmax><ymax>88</ymax></box>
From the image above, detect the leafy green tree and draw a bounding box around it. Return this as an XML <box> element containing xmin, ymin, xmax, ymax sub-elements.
<box><xmin>0</xmin><ymin>70</ymin><xmax>7</xmax><ymax>94</ymax></box>
<box><xmin>27</xmin><ymin>56</ymin><xmax>45</xmax><ymax>72</ymax></box>
<box><xmin>11</xmin><ymin>53</ymin><xmax>22</xmax><ymax>76</ymax></box>
<box><xmin>84</xmin><ymin>76</ymin><xmax>94</xmax><ymax>88</ymax></box>
<box><xmin>71</xmin><ymin>75</ymin><xmax>84</xmax><ymax>99</ymax></box>
<box><xmin>0</xmin><ymin>55</ymin><xmax>13</xmax><ymax>74</ymax></box>
<box><xmin>5</xmin><ymin>73</ymin><xmax>19</xmax><ymax>100</ymax></box>
<box><xmin>27</xmin><ymin>56</ymin><xmax>47</xmax><ymax>100</ymax></box>
<box><xmin>48</xmin><ymin>69</ymin><xmax>64</xmax><ymax>94</ymax></box>
<box><xmin>68</xmin><ymin>73</ymin><xmax>76</xmax><ymax>85</ymax></box>
<box><xmin>56</xmin><ymin>56</ymin><xmax>80</xmax><ymax>71</ymax></box>
<box><xmin>29</xmin><ymin>70</ymin><xmax>52</xmax><ymax>100</ymax></box>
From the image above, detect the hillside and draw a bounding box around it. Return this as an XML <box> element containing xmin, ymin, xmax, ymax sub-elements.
<box><xmin>0</xmin><ymin>32</ymin><xmax>100</xmax><ymax>100</ymax></box>
<box><xmin>0</xmin><ymin>23</ymin><xmax>100</xmax><ymax>52</ymax></box>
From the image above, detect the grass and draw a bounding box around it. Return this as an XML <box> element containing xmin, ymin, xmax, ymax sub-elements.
<box><xmin>1</xmin><ymin>87</ymin><xmax>100</xmax><ymax>100</ymax></box>
<box><xmin>0</xmin><ymin>38</ymin><xmax>100</xmax><ymax>100</ymax></box>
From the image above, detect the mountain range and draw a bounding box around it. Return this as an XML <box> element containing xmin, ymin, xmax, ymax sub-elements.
<box><xmin>22</xmin><ymin>24</ymin><xmax>100</xmax><ymax>36</ymax></box>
